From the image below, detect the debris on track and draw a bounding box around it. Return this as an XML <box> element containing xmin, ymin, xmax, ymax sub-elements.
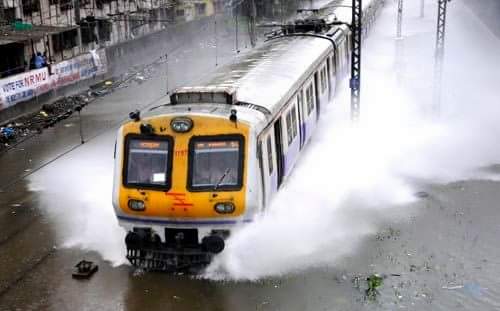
<box><xmin>0</xmin><ymin>56</ymin><xmax>164</xmax><ymax>153</ymax></box>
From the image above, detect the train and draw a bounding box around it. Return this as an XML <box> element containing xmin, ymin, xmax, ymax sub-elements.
<box><xmin>112</xmin><ymin>0</ymin><xmax>384</xmax><ymax>271</ymax></box>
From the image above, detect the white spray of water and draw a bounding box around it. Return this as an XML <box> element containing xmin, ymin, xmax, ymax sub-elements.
<box><xmin>24</xmin><ymin>0</ymin><xmax>500</xmax><ymax>275</ymax></box>
<box><xmin>28</xmin><ymin>132</ymin><xmax>127</xmax><ymax>266</ymax></box>
<box><xmin>204</xmin><ymin>0</ymin><xmax>500</xmax><ymax>280</ymax></box>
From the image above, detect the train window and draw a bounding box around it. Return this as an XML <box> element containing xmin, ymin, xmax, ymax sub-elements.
<box><xmin>267</xmin><ymin>136</ymin><xmax>273</xmax><ymax>175</ymax></box>
<box><xmin>291</xmin><ymin>106</ymin><xmax>298</xmax><ymax>139</ymax></box>
<box><xmin>124</xmin><ymin>135</ymin><xmax>173</xmax><ymax>190</ymax></box>
<box><xmin>188</xmin><ymin>135</ymin><xmax>244</xmax><ymax>191</ymax></box>
<box><xmin>306</xmin><ymin>84</ymin><xmax>314</xmax><ymax>115</ymax></box>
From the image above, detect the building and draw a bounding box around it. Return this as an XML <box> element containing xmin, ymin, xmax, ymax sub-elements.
<box><xmin>0</xmin><ymin>0</ymin><xmax>215</xmax><ymax>78</ymax></box>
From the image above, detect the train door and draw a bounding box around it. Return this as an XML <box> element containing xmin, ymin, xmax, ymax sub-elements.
<box><xmin>282</xmin><ymin>101</ymin><xmax>300</xmax><ymax>177</ymax></box>
<box><xmin>329</xmin><ymin>54</ymin><xmax>337</xmax><ymax>97</ymax></box>
<box><xmin>303</xmin><ymin>79</ymin><xmax>317</xmax><ymax>146</ymax></box>
<box><xmin>296</xmin><ymin>89</ymin><xmax>306</xmax><ymax>149</ymax></box>
<box><xmin>274</xmin><ymin>119</ymin><xmax>284</xmax><ymax>187</ymax></box>
<box><xmin>326</xmin><ymin>56</ymin><xmax>332</xmax><ymax>100</ymax></box>
<box><xmin>260</xmin><ymin>131</ymin><xmax>278</xmax><ymax>207</ymax></box>
<box><xmin>320</xmin><ymin>63</ymin><xmax>329</xmax><ymax>104</ymax></box>
<box><xmin>314</xmin><ymin>71</ymin><xmax>321</xmax><ymax>119</ymax></box>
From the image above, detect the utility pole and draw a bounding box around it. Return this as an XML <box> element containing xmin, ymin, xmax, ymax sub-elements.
<box><xmin>235</xmin><ymin>13</ymin><xmax>239</xmax><ymax>53</ymax></box>
<box><xmin>433</xmin><ymin>0</ymin><xmax>448</xmax><ymax>115</ymax></box>
<box><xmin>0</xmin><ymin>0</ymin><xmax>5</xmax><ymax>25</ymax></box>
<box><xmin>165</xmin><ymin>53</ymin><xmax>169</xmax><ymax>94</ymax></box>
<box><xmin>247</xmin><ymin>0</ymin><xmax>257</xmax><ymax>47</ymax></box>
<box><xmin>214</xmin><ymin>3</ymin><xmax>218</xmax><ymax>66</ymax></box>
<box><xmin>396</xmin><ymin>0</ymin><xmax>403</xmax><ymax>38</ymax></box>
<box><xmin>420</xmin><ymin>0</ymin><xmax>424</xmax><ymax>18</ymax></box>
<box><xmin>350</xmin><ymin>0</ymin><xmax>362</xmax><ymax>121</ymax></box>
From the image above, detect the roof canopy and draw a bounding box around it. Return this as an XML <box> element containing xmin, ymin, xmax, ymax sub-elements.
<box><xmin>0</xmin><ymin>24</ymin><xmax>78</xmax><ymax>46</ymax></box>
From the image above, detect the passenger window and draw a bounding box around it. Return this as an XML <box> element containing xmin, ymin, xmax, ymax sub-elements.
<box><xmin>266</xmin><ymin>136</ymin><xmax>273</xmax><ymax>175</ymax></box>
<box><xmin>125</xmin><ymin>136</ymin><xmax>172</xmax><ymax>189</ymax></box>
<box><xmin>291</xmin><ymin>106</ymin><xmax>298</xmax><ymax>139</ymax></box>
<box><xmin>188</xmin><ymin>136</ymin><xmax>244</xmax><ymax>191</ymax></box>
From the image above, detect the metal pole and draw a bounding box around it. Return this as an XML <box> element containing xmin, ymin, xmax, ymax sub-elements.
<box><xmin>248</xmin><ymin>0</ymin><xmax>257</xmax><ymax>47</ymax></box>
<box><xmin>420</xmin><ymin>0</ymin><xmax>424</xmax><ymax>18</ymax></box>
<box><xmin>350</xmin><ymin>0</ymin><xmax>362</xmax><ymax>121</ymax></box>
<box><xmin>214</xmin><ymin>4</ymin><xmax>218</xmax><ymax>66</ymax></box>
<box><xmin>235</xmin><ymin>13</ymin><xmax>240</xmax><ymax>53</ymax></box>
<box><xmin>77</xmin><ymin>109</ymin><xmax>84</xmax><ymax>144</ymax></box>
<box><xmin>433</xmin><ymin>0</ymin><xmax>448</xmax><ymax>115</ymax></box>
<box><xmin>396</xmin><ymin>0</ymin><xmax>403</xmax><ymax>38</ymax></box>
<box><xmin>165</xmin><ymin>53</ymin><xmax>169</xmax><ymax>95</ymax></box>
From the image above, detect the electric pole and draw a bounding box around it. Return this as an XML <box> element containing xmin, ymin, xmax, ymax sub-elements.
<box><xmin>248</xmin><ymin>0</ymin><xmax>257</xmax><ymax>47</ymax></box>
<box><xmin>433</xmin><ymin>0</ymin><xmax>448</xmax><ymax>115</ymax></box>
<box><xmin>396</xmin><ymin>0</ymin><xmax>403</xmax><ymax>38</ymax></box>
<box><xmin>235</xmin><ymin>13</ymin><xmax>240</xmax><ymax>53</ymax></box>
<box><xmin>214</xmin><ymin>3</ymin><xmax>218</xmax><ymax>66</ymax></box>
<box><xmin>350</xmin><ymin>0</ymin><xmax>362</xmax><ymax>121</ymax></box>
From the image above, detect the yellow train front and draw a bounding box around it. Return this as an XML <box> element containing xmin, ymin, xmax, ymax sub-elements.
<box><xmin>112</xmin><ymin>94</ymin><xmax>261</xmax><ymax>271</ymax></box>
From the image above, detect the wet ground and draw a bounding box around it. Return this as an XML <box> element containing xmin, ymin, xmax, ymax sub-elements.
<box><xmin>1</xmin><ymin>1</ymin><xmax>500</xmax><ymax>310</ymax></box>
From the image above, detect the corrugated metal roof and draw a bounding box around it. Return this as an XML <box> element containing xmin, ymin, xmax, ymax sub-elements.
<box><xmin>0</xmin><ymin>24</ymin><xmax>78</xmax><ymax>46</ymax></box>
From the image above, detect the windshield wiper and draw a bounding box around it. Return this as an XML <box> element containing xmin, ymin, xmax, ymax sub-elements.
<box><xmin>213</xmin><ymin>168</ymin><xmax>231</xmax><ymax>191</ymax></box>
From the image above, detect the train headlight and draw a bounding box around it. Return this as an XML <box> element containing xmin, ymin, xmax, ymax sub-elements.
<box><xmin>170</xmin><ymin>117</ymin><xmax>193</xmax><ymax>133</ymax></box>
<box><xmin>128</xmin><ymin>199</ymin><xmax>145</xmax><ymax>211</ymax></box>
<box><xmin>214</xmin><ymin>202</ymin><xmax>235</xmax><ymax>214</ymax></box>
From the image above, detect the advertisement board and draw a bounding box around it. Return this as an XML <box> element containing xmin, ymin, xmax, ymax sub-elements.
<box><xmin>0</xmin><ymin>68</ymin><xmax>52</xmax><ymax>110</ymax></box>
<box><xmin>51</xmin><ymin>49</ymin><xmax>107</xmax><ymax>88</ymax></box>
<box><xmin>0</xmin><ymin>49</ymin><xmax>108</xmax><ymax>111</ymax></box>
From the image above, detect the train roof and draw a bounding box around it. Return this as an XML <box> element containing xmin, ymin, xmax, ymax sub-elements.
<box><xmin>170</xmin><ymin>35</ymin><xmax>333</xmax><ymax>118</ymax></box>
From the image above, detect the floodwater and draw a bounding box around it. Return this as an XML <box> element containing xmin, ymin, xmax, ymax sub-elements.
<box><xmin>1</xmin><ymin>0</ymin><xmax>500</xmax><ymax>310</ymax></box>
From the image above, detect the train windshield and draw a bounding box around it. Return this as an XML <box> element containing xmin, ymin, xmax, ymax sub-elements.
<box><xmin>189</xmin><ymin>136</ymin><xmax>244</xmax><ymax>191</ymax></box>
<box><xmin>125</xmin><ymin>137</ymin><xmax>172</xmax><ymax>189</ymax></box>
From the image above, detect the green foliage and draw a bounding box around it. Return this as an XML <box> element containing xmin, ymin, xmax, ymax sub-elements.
<box><xmin>365</xmin><ymin>274</ymin><xmax>383</xmax><ymax>301</ymax></box>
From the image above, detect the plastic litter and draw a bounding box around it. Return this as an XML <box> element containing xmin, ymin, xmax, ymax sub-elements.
<box><xmin>442</xmin><ymin>285</ymin><xmax>464</xmax><ymax>290</ymax></box>
<box><xmin>72</xmin><ymin>260</ymin><xmax>98</xmax><ymax>279</ymax></box>
<box><xmin>463</xmin><ymin>282</ymin><xmax>485</xmax><ymax>297</ymax></box>
<box><xmin>415</xmin><ymin>191</ymin><xmax>430</xmax><ymax>198</ymax></box>
<box><xmin>0</xmin><ymin>127</ymin><xmax>15</xmax><ymax>140</ymax></box>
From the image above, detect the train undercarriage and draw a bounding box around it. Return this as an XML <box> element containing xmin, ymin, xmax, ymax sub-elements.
<box><xmin>125</xmin><ymin>228</ymin><xmax>226</xmax><ymax>272</ymax></box>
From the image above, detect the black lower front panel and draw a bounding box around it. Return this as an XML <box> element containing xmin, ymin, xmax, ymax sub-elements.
<box><xmin>124</xmin><ymin>228</ymin><xmax>222</xmax><ymax>272</ymax></box>
<box><xmin>126</xmin><ymin>246</ymin><xmax>212</xmax><ymax>272</ymax></box>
